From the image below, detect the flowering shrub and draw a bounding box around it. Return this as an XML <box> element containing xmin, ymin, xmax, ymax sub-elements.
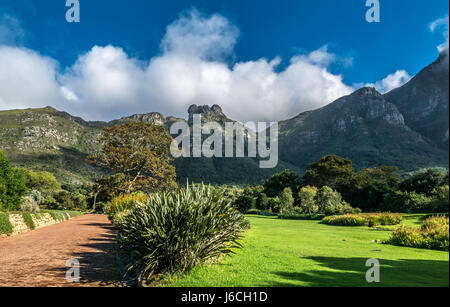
<box><xmin>322</xmin><ymin>214</ymin><xmax>368</xmax><ymax>226</ymax></box>
<box><xmin>386</xmin><ymin>216</ymin><xmax>449</xmax><ymax>251</ymax></box>
<box><xmin>105</xmin><ymin>192</ymin><xmax>150</xmax><ymax>220</ymax></box>
<box><xmin>322</xmin><ymin>212</ymin><xmax>403</xmax><ymax>227</ymax></box>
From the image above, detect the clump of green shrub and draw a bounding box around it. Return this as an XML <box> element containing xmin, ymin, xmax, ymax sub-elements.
<box><xmin>366</xmin><ymin>212</ymin><xmax>404</xmax><ymax>227</ymax></box>
<box><xmin>0</xmin><ymin>212</ymin><xmax>13</xmax><ymax>236</ymax></box>
<box><xmin>65</xmin><ymin>210</ymin><xmax>83</xmax><ymax>218</ymax></box>
<box><xmin>322</xmin><ymin>213</ymin><xmax>403</xmax><ymax>227</ymax></box>
<box><xmin>386</xmin><ymin>216</ymin><xmax>449</xmax><ymax>251</ymax></box>
<box><xmin>117</xmin><ymin>183</ymin><xmax>249</xmax><ymax>283</ymax></box>
<box><xmin>323</xmin><ymin>214</ymin><xmax>368</xmax><ymax>226</ymax></box>
<box><xmin>277</xmin><ymin>185</ymin><xmax>361</xmax><ymax>219</ymax></box>
<box><xmin>0</xmin><ymin>150</ymin><xmax>27</xmax><ymax>211</ymax></box>
<box><xmin>21</xmin><ymin>212</ymin><xmax>36</xmax><ymax>230</ymax></box>
<box><xmin>43</xmin><ymin>210</ymin><xmax>76</xmax><ymax>222</ymax></box>
<box><xmin>110</xmin><ymin>209</ymin><xmax>131</xmax><ymax>228</ymax></box>
<box><xmin>105</xmin><ymin>192</ymin><xmax>149</xmax><ymax>220</ymax></box>
<box><xmin>381</xmin><ymin>191</ymin><xmax>434</xmax><ymax>213</ymax></box>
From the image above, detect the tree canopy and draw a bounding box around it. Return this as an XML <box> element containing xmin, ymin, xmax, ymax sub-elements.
<box><xmin>0</xmin><ymin>150</ymin><xmax>27</xmax><ymax>211</ymax></box>
<box><xmin>263</xmin><ymin>169</ymin><xmax>300</xmax><ymax>198</ymax></box>
<box><xmin>87</xmin><ymin>122</ymin><xmax>177</xmax><ymax>194</ymax></box>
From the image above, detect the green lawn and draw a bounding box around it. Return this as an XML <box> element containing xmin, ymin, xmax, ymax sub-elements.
<box><xmin>167</xmin><ymin>215</ymin><xmax>449</xmax><ymax>287</ymax></box>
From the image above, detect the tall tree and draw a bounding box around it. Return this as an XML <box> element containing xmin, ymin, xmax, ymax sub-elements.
<box><xmin>399</xmin><ymin>169</ymin><xmax>449</xmax><ymax>196</ymax></box>
<box><xmin>358</xmin><ymin>166</ymin><xmax>401</xmax><ymax>186</ymax></box>
<box><xmin>300</xmin><ymin>155</ymin><xmax>364</xmax><ymax>202</ymax></box>
<box><xmin>263</xmin><ymin>169</ymin><xmax>300</xmax><ymax>198</ymax></box>
<box><xmin>0</xmin><ymin>150</ymin><xmax>27</xmax><ymax>211</ymax></box>
<box><xmin>87</xmin><ymin>123</ymin><xmax>177</xmax><ymax>194</ymax></box>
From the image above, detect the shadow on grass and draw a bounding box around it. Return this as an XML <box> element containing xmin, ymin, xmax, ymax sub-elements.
<box><xmin>271</xmin><ymin>256</ymin><xmax>449</xmax><ymax>287</ymax></box>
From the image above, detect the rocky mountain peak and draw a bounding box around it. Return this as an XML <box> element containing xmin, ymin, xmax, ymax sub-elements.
<box><xmin>384</xmin><ymin>52</ymin><xmax>449</xmax><ymax>150</ymax></box>
<box><xmin>124</xmin><ymin>112</ymin><xmax>166</xmax><ymax>125</ymax></box>
<box><xmin>187</xmin><ymin>104</ymin><xmax>228</xmax><ymax>126</ymax></box>
<box><xmin>354</xmin><ymin>87</ymin><xmax>382</xmax><ymax>98</ymax></box>
<box><xmin>188</xmin><ymin>104</ymin><xmax>225</xmax><ymax>117</ymax></box>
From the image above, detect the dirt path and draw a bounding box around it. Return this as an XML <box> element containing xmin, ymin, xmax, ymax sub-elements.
<box><xmin>0</xmin><ymin>214</ymin><xmax>120</xmax><ymax>287</ymax></box>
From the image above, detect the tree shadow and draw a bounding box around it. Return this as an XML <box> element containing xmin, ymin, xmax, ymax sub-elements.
<box><xmin>49</xmin><ymin>222</ymin><xmax>121</xmax><ymax>286</ymax></box>
<box><xmin>271</xmin><ymin>256</ymin><xmax>449</xmax><ymax>287</ymax></box>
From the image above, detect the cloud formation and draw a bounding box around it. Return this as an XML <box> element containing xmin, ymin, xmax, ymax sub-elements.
<box><xmin>430</xmin><ymin>15</ymin><xmax>449</xmax><ymax>54</ymax></box>
<box><xmin>0</xmin><ymin>9</ymin><xmax>414</xmax><ymax>123</ymax></box>
<box><xmin>366</xmin><ymin>70</ymin><xmax>412</xmax><ymax>94</ymax></box>
<box><xmin>0</xmin><ymin>46</ymin><xmax>63</xmax><ymax>110</ymax></box>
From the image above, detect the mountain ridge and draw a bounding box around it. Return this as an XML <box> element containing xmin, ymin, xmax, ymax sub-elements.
<box><xmin>0</xmin><ymin>56</ymin><xmax>448</xmax><ymax>184</ymax></box>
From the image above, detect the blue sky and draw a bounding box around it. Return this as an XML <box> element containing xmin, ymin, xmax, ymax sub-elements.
<box><xmin>0</xmin><ymin>0</ymin><xmax>449</xmax><ymax>122</ymax></box>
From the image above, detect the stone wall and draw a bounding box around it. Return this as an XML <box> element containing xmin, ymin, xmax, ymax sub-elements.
<box><xmin>2</xmin><ymin>212</ymin><xmax>75</xmax><ymax>237</ymax></box>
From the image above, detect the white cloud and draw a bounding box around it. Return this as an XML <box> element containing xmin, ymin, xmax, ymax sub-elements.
<box><xmin>365</xmin><ymin>70</ymin><xmax>412</xmax><ymax>94</ymax></box>
<box><xmin>0</xmin><ymin>46</ymin><xmax>64</xmax><ymax>110</ymax></box>
<box><xmin>0</xmin><ymin>9</ymin><xmax>355</xmax><ymax>122</ymax></box>
<box><xmin>60</xmin><ymin>86</ymin><xmax>79</xmax><ymax>102</ymax></box>
<box><xmin>430</xmin><ymin>16</ymin><xmax>449</xmax><ymax>54</ymax></box>
<box><xmin>161</xmin><ymin>9</ymin><xmax>239</xmax><ymax>61</ymax></box>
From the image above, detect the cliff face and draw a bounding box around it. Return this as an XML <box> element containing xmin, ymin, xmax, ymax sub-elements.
<box><xmin>278</xmin><ymin>87</ymin><xmax>448</xmax><ymax>172</ymax></box>
<box><xmin>385</xmin><ymin>52</ymin><xmax>449</xmax><ymax>150</ymax></box>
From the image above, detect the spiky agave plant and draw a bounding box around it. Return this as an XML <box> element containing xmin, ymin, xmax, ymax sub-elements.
<box><xmin>117</xmin><ymin>183</ymin><xmax>250</xmax><ymax>282</ymax></box>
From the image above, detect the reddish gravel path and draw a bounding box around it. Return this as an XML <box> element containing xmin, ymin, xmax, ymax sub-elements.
<box><xmin>0</xmin><ymin>214</ymin><xmax>120</xmax><ymax>287</ymax></box>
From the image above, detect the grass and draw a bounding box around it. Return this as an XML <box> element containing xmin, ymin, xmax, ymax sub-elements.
<box><xmin>21</xmin><ymin>212</ymin><xmax>36</xmax><ymax>230</ymax></box>
<box><xmin>41</xmin><ymin>210</ymin><xmax>83</xmax><ymax>222</ymax></box>
<box><xmin>0</xmin><ymin>212</ymin><xmax>13</xmax><ymax>236</ymax></box>
<box><xmin>166</xmin><ymin>214</ymin><xmax>449</xmax><ymax>287</ymax></box>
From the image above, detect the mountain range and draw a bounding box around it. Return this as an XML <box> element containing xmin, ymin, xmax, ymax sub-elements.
<box><xmin>0</xmin><ymin>53</ymin><xmax>448</xmax><ymax>185</ymax></box>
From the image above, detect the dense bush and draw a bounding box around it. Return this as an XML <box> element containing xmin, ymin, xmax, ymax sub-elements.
<box><xmin>279</xmin><ymin>188</ymin><xmax>294</xmax><ymax>214</ymax></box>
<box><xmin>268</xmin><ymin>197</ymin><xmax>281</xmax><ymax>214</ymax></box>
<box><xmin>431</xmin><ymin>185</ymin><xmax>449</xmax><ymax>212</ymax></box>
<box><xmin>52</xmin><ymin>190</ymin><xmax>75</xmax><ymax>210</ymax></box>
<box><xmin>298</xmin><ymin>186</ymin><xmax>319</xmax><ymax>214</ymax></box>
<box><xmin>399</xmin><ymin>169</ymin><xmax>448</xmax><ymax>196</ymax></box>
<box><xmin>381</xmin><ymin>190</ymin><xmax>434</xmax><ymax>213</ymax></box>
<box><xmin>366</xmin><ymin>213</ymin><xmax>403</xmax><ymax>227</ymax></box>
<box><xmin>0</xmin><ymin>212</ymin><xmax>13</xmax><ymax>235</ymax></box>
<box><xmin>323</xmin><ymin>214</ymin><xmax>367</xmax><ymax>226</ymax></box>
<box><xmin>315</xmin><ymin>186</ymin><xmax>360</xmax><ymax>216</ymax></box>
<box><xmin>117</xmin><ymin>184</ymin><xmax>249</xmax><ymax>283</ymax></box>
<box><xmin>255</xmin><ymin>193</ymin><xmax>269</xmax><ymax>210</ymax></box>
<box><xmin>17</xmin><ymin>168</ymin><xmax>61</xmax><ymax>196</ymax></box>
<box><xmin>105</xmin><ymin>192</ymin><xmax>149</xmax><ymax>220</ymax></box>
<box><xmin>322</xmin><ymin>213</ymin><xmax>403</xmax><ymax>227</ymax></box>
<box><xmin>0</xmin><ymin>150</ymin><xmax>27</xmax><ymax>211</ymax></box>
<box><xmin>386</xmin><ymin>216</ymin><xmax>449</xmax><ymax>251</ymax></box>
<box><xmin>300</xmin><ymin>155</ymin><xmax>361</xmax><ymax>202</ymax></box>
<box><xmin>110</xmin><ymin>209</ymin><xmax>131</xmax><ymax>228</ymax></box>
<box><xmin>350</xmin><ymin>181</ymin><xmax>394</xmax><ymax>211</ymax></box>
<box><xmin>234</xmin><ymin>194</ymin><xmax>255</xmax><ymax>213</ymax></box>
<box><xmin>263</xmin><ymin>170</ymin><xmax>300</xmax><ymax>199</ymax></box>
<box><xmin>20</xmin><ymin>195</ymin><xmax>40</xmax><ymax>213</ymax></box>
<box><xmin>62</xmin><ymin>183</ymin><xmax>93</xmax><ymax>211</ymax></box>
